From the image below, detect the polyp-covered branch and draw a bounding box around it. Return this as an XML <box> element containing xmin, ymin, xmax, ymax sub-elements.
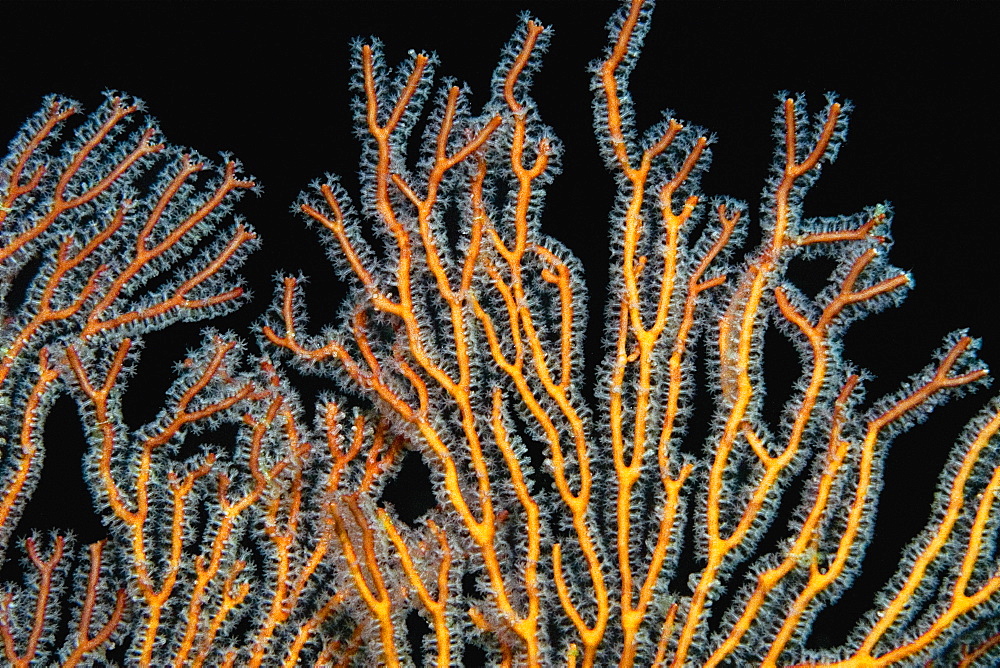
<box><xmin>587</xmin><ymin>0</ymin><xmax>1000</xmax><ymax>665</ymax></box>
<box><xmin>260</xmin><ymin>0</ymin><xmax>1000</xmax><ymax>664</ymax></box>
<box><xmin>62</xmin><ymin>331</ymin><xmax>409</xmax><ymax>664</ymax></box>
<box><xmin>0</xmin><ymin>93</ymin><xmax>258</xmax><ymax>574</ymax></box>
<box><xmin>0</xmin><ymin>535</ymin><xmax>126</xmax><ymax>667</ymax></box>
<box><xmin>263</xmin><ymin>11</ymin><xmax>619</xmax><ymax>663</ymax></box>
<box><xmin>0</xmin><ymin>94</ymin><xmax>257</xmax><ymax>356</ymax></box>
<box><xmin>65</xmin><ymin>333</ymin><xmax>257</xmax><ymax>663</ymax></box>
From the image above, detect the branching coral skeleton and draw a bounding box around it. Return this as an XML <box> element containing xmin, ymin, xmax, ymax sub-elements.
<box><xmin>1</xmin><ymin>0</ymin><xmax>999</xmax><ymax>665</ymax></box>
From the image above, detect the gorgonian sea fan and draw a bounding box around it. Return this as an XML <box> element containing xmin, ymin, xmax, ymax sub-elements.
<box><xmin>0</xmin><ymin>0</ymin><xmax>998</xmax><ymax>665</ymax></box>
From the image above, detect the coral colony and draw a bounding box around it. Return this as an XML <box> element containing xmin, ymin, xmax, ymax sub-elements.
<box><xmin>1</xmin><ymin>0</ymin><xmax>999</xmax><ymax>665</ymax></box>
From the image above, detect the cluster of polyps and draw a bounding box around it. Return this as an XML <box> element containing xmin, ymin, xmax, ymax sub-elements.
<box><xmin>1</xmin><ymin>0</ymin><xmax>1000</xmax><ymax>665</ymax></box>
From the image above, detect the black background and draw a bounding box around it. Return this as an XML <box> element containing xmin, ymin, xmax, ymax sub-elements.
<box><xmin>2</xmin><ymin>0</ymin><xmax>999</xmax><ymax>657</ymax></box>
